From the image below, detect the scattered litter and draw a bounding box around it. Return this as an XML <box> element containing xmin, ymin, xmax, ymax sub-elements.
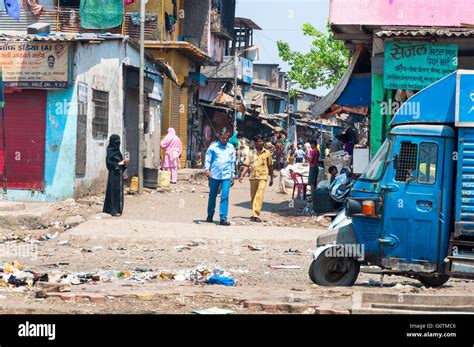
<box><xmin>186</xmin><ymin>241</ymin><xmax>199</xmax><ymax>247</ymax></box>
<box><xmin>51</xmin><ymin>221</ymin><xmax>62</xmax><ymax>229</ymax></box>
<box><xmin>247</xmin><ymin>245</ymin><xmax>263</xmax><ymax>252</ymax></box>
<box><xmin>205</xmin><ymin>276</ymin><xmax>236</xmax><ymax>286</ymax></box>
<box><xmin>192</xmin><ymin>307</ymin><xmax>234</xmax><ymax>315</ymax></box>
<box><xmin>174</xmin><ymin>245</ymin><xmax>192</xmax><ymax>252</ymax></box>
<box><xmin>7</xmin><ymin>271</ymin><xmax>34</xmax><ymax>287</ymax></box>
<box><xmin>191</xmin><ymin>187</ymin><xmax>196</xmax><ymax>193</ymax></box>
<box><xmin>3</xmin><ymin>261</ymin><xmax>24</xmax><ymax>273</ymax></box>
<box><xmin>367</xmin><ymin>279</ymin><xmax>382</xmax><ymax>287</ymax></box>
<box><xmin>64</xmin><ymin>215</ymin><xmax>84</xmax><ymax>228</ymax></box>
<box><xmin>269</xmin><ymin>264</ymin><xmax>301</xmax><ymax>270</ymax></box>
<box><xmin>57</xmin><ymin>240</ymin><xmax>70</xmax><ymax>246</ymax></box>
<box><xmin>284</xmin><ymin>248</ymin><xmax>301</xmax><ymax>255</ymax></box>
<box><xmin>159</xmin><ymin>272</ymin><xmax>175</xmax><ymax>280</ymax></box>
<box><xmin>60</xmin><ymin>274</ymin><xmax>81</xmax><ymax>285</ymax></box>
<box><xmin>39</xmin><ymin>232</ymin><xmax>59</xmax><ymax>241</ymax></box>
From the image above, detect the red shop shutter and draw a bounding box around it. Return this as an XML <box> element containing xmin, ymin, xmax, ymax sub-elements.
<box><xmin>0</xmin><ymin>90</ymin><xmax>46</xmax><ymax>190</ymax></box>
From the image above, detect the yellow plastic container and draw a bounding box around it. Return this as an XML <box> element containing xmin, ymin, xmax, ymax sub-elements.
<box><xmin>130</xmin><ymin>176</ymin><xmax>139</xmax><ymax>192</ymax></box>
<box><xmin>158</xmin><ymin>170</ymin><xmax>171</xmax><ymax>187</ymax></box>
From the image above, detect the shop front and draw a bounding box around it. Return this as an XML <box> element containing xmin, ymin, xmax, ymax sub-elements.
<box><xmin>0</xmin><ymin>40</ymin><xmax>70</xmax><ymax>199</ymax></box>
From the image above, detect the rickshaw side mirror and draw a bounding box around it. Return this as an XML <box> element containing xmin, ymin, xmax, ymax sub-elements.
<box><xmin>393</xmin><ymin>154</ymin><xmax>399</xmax><ymax>170</ymax></box>
<box><xmin>406</xmin><ymin>170</ymin><xmax>415</xmax><ymax>183</ymax></box>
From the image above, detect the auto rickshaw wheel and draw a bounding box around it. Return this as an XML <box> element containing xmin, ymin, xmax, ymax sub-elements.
<box><xmin>417</xmin><ymin>274</ymin><xmax>450</xmax><ymax>288</ymax></box>
<box><xmin>309</xmin><ymin>251</ymin><xmax>360</xmax><ymax>286</ymax></box>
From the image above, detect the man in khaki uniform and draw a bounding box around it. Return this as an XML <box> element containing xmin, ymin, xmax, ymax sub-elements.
<box><xmin>239</xmin><ymin>135</ymin><xmax>274</xmax><ymax>222</ymax></box>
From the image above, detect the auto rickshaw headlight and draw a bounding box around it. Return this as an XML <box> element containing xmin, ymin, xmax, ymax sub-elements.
<box><xmin>362</xmin><ymin>200</ymin><xmax>376</xmax><ymax>216</ymax></box>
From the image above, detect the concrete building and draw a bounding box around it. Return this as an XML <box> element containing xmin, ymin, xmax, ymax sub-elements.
<box><xmin>127</xmin><ymin>0</ymin><xmax>235</xmax><ymax>168</ymax></box>
<box><xmin>328</xmin><ymin>0</ymin><xmax>474</xmax><ymax>156</ymax></box>
<box><xmin>0</xmin><ymin>1</ymin><xmax>177</xmax><ymax>201</ymax></box>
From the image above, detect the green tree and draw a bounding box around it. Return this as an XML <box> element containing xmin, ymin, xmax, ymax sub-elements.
<box><xmin>277</xmin><ymin>23</ymin><xmax>350</xmax><ymax>93</ymax></box>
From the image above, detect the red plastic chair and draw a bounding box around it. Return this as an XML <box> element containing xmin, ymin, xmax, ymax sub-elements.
<box><xmin>289</xmin><ymin>169</ymin><xmax>310</xmax><ymax>200</ymax></box>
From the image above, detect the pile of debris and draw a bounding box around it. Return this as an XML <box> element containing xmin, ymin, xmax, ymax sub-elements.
<box><xmin>0</xmin><ymin>261</ymin><xmax>48</xmax><ymax>288</ymax></box>
<box><xmin>0</xmin><ymin>263</ymin><xmax>237</xmax><ymax>291</ymax></box>
<box><xmin>0</xmin><ymin>231</ymin><xmax>60</xmax><ymax>244</ymax></box>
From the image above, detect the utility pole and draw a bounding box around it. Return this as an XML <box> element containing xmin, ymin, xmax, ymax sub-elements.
<box><xmin>287</xmin><ymin>79</ymin><xmax>291</xmax><ymax>137</ymax></box>
<box><xmin>138</xmin><ymin>0</ymin><xmax>145</xmax><ymax>194</ymax></box>
<box><xmin>233</xmin><ymin>47</ymin><xmax>238</xmax><ymax>133</ymax></box>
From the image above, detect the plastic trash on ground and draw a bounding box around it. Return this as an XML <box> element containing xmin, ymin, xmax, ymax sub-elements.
<box><xmin>205</xmin><ymin>276</ymin><xmax>236</xmax><ymax>286</ymax></box>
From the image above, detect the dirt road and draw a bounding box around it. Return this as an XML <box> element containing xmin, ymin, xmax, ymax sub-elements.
<box><xmin>0</xmin><ymin>176</ymin><xmax>470</xmax><ymax>314</ymax></box>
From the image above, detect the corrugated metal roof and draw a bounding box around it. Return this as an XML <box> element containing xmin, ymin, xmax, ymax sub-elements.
<box><xmin>0</xmin><ymin>9</ymin><xmax>57</xmax><ymax>32</ymax></box>
<box><xmin>0</xmin><ymin>33</ymin><xmax>124</xmax><ymax>42</ymax></box>
<box><xmin>375</xmin><ymin>27</ymin><xmax>474</xmax><ymax>38</ymax></box>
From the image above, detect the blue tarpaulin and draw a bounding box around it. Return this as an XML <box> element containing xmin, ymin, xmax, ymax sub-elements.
<box><xmin>336</xmin><ymin>73</ymin><xmax>371</xmax><ymax>107</ymax></box>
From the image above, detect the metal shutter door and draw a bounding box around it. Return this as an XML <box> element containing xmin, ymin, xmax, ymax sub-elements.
<box><xmin>125</xmin><ymin>89</ymin><xmax>139</xmax><ymax>177</ymax></box>
<box><xmin>0</xmin><ymin>90</ymin><xmax>46</xmax><ymax>190</ymax></box>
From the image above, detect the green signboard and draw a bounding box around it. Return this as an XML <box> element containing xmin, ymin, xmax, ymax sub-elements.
<box><xmin>384</xmin><ymin>42</ymin><xmax>458</xmax><ymax>90</ymax></box>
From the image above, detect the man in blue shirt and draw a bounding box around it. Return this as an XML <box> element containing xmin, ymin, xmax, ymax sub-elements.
<box><xmin>204</xmin><ymin>128</ymin><xmax>236</xmax><ymax>226</ymax></box>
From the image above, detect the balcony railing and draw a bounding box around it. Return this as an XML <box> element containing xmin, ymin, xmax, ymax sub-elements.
<box><xmin>0</xmin><ymin>7</ymin><xmax>160</xmax><ymax>41</ymax></box>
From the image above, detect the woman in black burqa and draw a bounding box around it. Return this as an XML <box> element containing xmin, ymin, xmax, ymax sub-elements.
<box><xmin>103</xmin><ymin>134</ymin><xmax>127</xmax><ymax>216</ymax></box>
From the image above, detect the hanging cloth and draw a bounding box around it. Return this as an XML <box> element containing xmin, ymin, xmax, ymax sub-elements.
<box><xmin>80</xmin><ymin>0</ymin><xmax>123</xmax><ymax>29</ymax></box>
<box><xmin>124</xmin><ymin>0</ymin><xmax>135</xmax><ymax>5</ymax></box>
<box><xmin>3</xmin><ymin>0</ymin><xmax>20</xmax><ymax>21</ymax></box>
<box><xmin>164</xmin><ymin>11</ymin><xmax>171</xmax><ymax>32</ymax></box>
<box><xmin>23</xmin><ymin>0</ymin><xmax>43</xmax><ymax>16</ymax></box>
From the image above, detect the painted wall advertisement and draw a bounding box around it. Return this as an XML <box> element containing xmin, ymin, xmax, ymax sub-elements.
<box><xmin>0</xmin><ymin>41</ymin><xmax>69</xmax><ymax>88</ymax></box>
<box><xmin>384</xmin><ymin>42</ymin><xmax>457</xmax><ymax>90</ymax></box>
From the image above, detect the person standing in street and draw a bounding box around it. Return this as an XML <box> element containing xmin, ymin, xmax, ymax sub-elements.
<box><xmin>103</xmin><ymin>134</ymin><xmax>128</xmax><ymax>217</ymax></box>
<box><xmin>294</xmin><ymin>143</ymin><xmax>305</xmax><ymax>163</ymax></box>
<box><xmin>160</xmin><ymin>128</ymin><xmax>183</xmax><ymax>184</ymax></box>
<box><xmin>307</xmin><ymin>139</ymin><xmax>320</xmax><ymax>194</ymax></box>
<box><xmin>239</xmin><ymin>135</ymin><xmax>274</xmax><ymax>223</ymax></box>
<box><xmin>204</xmin><ymin>128</ymin><xmax>236</xmax><ymax>226</ymax></box>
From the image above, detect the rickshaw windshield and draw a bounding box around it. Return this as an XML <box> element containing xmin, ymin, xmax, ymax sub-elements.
<box><xmin>360</xmin><ymin>139</ymin><xmax>391</xmax><ymax>182</ymax></box>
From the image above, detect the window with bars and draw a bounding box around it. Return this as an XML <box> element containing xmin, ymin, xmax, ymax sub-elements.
<box><xmin>395</xmin><ymin>142</ymin><xmax>418</xmax><ymax>182</ymax></box>
<box><xmin>92</xmin><ymin>89</ymin><xmax>109</xmax><ymax>139</ymax></box>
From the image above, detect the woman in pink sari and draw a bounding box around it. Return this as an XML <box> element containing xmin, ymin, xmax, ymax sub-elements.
<box><xmin>160</xmin><ymin>128</ymin><xmax>183</xmax><ymax>184</ymax></box>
